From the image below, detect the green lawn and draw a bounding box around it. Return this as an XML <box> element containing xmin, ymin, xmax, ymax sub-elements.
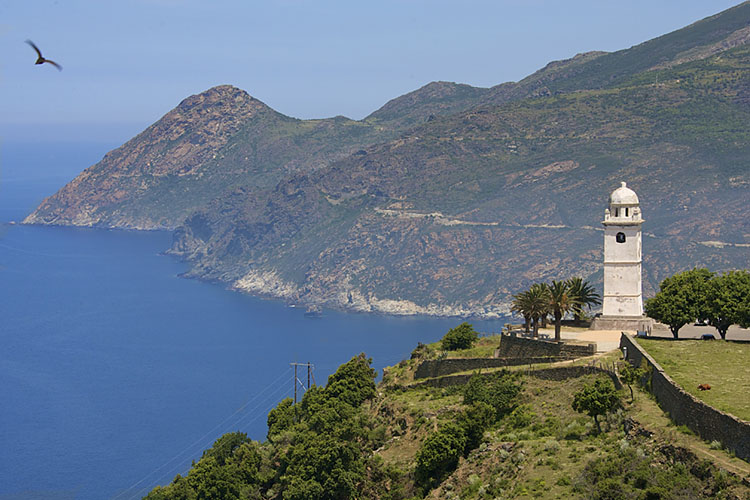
<box><xmin>637</xmin><ymin>339</ymin><xmax>750</xmax><ymax>421</ymax></box>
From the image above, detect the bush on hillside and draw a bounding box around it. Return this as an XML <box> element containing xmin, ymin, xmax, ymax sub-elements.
<box><xmin>440</xmin><ymin>322</ymin><xmax>479</xmax><ymax>351</ymax></box>
<box><xmin>463</xmin><ymin>371</ymin><xmax>523</xmax><ymax>420</ymax></box>
<box><xmin>415</xmin><ymin>422</ymin><xmax>468</xmax><ymax>490</ymax></box>
<box><xmin>572</xmin><ymin>379</ymin><xmax>620</xmax><ymax>433</ymax></box>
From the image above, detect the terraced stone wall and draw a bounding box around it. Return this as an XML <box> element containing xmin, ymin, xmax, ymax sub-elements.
<box><xmin>620</xmin><ymin>334</ymin><xmax>750</xmax><ymax>461</ymax></box>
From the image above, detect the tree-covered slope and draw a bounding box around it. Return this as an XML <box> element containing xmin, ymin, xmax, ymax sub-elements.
<box><xmin>142</xmin><ymin>349</ymin><xmax>750</xmax><ymax>499</ymax></box>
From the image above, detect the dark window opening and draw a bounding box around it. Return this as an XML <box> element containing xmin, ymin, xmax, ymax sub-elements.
<box><xmin>615</xmin><ymin>208</ymin><xmax>619</xmax><ymax>217</ymax></box>
<box><xmin>625</xmin><ymin>207</ymin><xmax>629</xmax><ymax>217</ymax></box>
<box><xmin>616</xmin><ymin>232</ymin><xmax>626</xmax><ymax>243</ymax></box>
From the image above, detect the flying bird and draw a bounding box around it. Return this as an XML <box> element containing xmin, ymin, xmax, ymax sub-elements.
<box><xmin>25</xmin><ymin>40</ymin><xmax>62</xmax><ymax>71</ymax></box>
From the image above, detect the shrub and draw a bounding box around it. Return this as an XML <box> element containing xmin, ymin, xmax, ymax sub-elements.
<box><xmin>505</xmin><ymin>404</ymin><xmax>535</xmax><ymax>429</ymax></box>
<box><xmin>572</xmin><ymin>379</ymin><xmax>621</xmax><ymax>433</ymax></box>
<box><xmin>415</xmin><ymin>422</ymin><xmax>468</xmax><ymax>490</ymax></box>
<box><xmin>556</xmin><ymin>475</ymin><xmax>571</xmax><ymax>486</ymax></box>
<box><xmin>463</xmin><ymin>371</ymin><xmax>523</xmax><ymax>419</ymax></box>
<box><xmin>593</xmin><ymin>478</ymin><xmax>627</xmax><ymax>500</ymax></box>
<box><xmin>267</xmin><ymin>398</ymin><xmax>296</xmax><ymax>440</ymax></box>
<box><xmin>458</xmin><ymin>402</ymin><xmax>495</xmax><ymax>452</ymax></box>
<box><xmin>440</xmin><ymin>322</ymin><xmax>479</xmax><ymax>351</ymax></box>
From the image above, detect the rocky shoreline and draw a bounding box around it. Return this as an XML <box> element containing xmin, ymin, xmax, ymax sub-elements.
<box><xmin>230</xmin><ymin>268</ymin><xmax>511</xmax><ymax>319</ymax></box>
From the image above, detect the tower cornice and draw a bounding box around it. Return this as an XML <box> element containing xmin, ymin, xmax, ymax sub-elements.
<box><xmin>602</xmin><ymin>220</ymin><xmax>645</xmax><ymax>226</ymax></box>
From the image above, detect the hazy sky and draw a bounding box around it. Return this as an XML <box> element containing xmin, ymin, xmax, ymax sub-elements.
<box><xmin>0</xmin><ymin>0</ymin><xmax>743</xmax><ymax>143</ymax></box>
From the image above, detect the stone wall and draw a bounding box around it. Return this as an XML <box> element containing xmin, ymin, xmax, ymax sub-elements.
<box><xmin>415</xmin><ymin>357</ymin><xmax>564</xmax><ymax>379</ymax></box>
<box><xmin>414</xmin><ymin>335</ymin><xmax>596</xmax><ymax>380</ymax></box>
<box><xmin>495</xmin><ymin>334</ymin><xmax>596</xmax><ymax>359</ymax></box>
<box><xmin>411</xmin><ymin>365</ymin><xmax>621</xmax><ymax>389</ymax></box>
<box><xmin>620</xmin><ymin>333</ymin><xmax>750</xmax><ymax>461</ymax></box>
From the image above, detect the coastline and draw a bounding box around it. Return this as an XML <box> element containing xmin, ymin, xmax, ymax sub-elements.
<box><xmin>231</xmin><ymin>267</ymin><xmax>512</xmax><ymax>319</ymax></box>
<box><xmin>21</xmin><ymin>220</ymin><xmax>511</xmax><ymax>320</ymax></box>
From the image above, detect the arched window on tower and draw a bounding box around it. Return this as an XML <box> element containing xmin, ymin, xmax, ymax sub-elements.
<box><xmin>625</xmin><ymin>208</ymin><xmax>629</xmax><ymax>217</ymax></box>
<box><xmin>616</xmin><ymin>232</ymin><xmax>626</xmax><ymax>243</ymax></box>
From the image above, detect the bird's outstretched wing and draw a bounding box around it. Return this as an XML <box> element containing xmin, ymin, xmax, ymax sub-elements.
<box><xmin>44</xmin><ymin>59</ymin><xmax>63</xmax><ymax>71</ymax></box>
<box><xmin>25</xmin><ymin>39</ymin><xmax>42</xmax><ymax>58</ymax></box>
<box><xmin>25</xmin><ymin>39</ymin><xmax>63</xmax><ymax>71</ymax></box>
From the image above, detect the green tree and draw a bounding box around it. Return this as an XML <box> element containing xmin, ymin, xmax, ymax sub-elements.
<box><xmin>145</xmin><ymin>354</ymin><xmax>387</xmax><ymax>500</ymax></box>
<box><xmin>440</xmin><ymin>322</ymin><xmax>479</xmax><ymax>351</ymax></box>
<box><xmin>511</xmin><ymin>291</ymin><xmax>533</xmax><ymax>334</ymax></box>
<box><xmin>547</xmin><ymin>280</ymin><xmax>576</xmax><ymax>342</ymax></box>
<box><xmin>224</xmin><ymin>442</ymin><xmax>263</xmax><ymax>489</ymax></box>
<box><xmin>567</xmin><ymin>277</ymin><xmax>601</xmax><ymax>323</ymax></box>
<box><xmin>572</xmin><ymin>379</ymin><xmax>620</xmax><ymax>433</ymax></box>
<box><xmin>267</xmin><ymin>398</ymin><xmax>296</xmax><ymax>440</ymax></box>
<box><xmin>280</xmin><ymin>431</ymin><xmax>364</xmax><ymax>500</ymax></box>
<box><xmin>619</xmin><ymin>362</ymin><xmax>647</xmax><ymax>403</ymax></box>
<box><xmin>528</xmin><ymin>283</ymin><xmax>551</xmax><ymax>338</ymax></box>
<box><xmin>705</xmin><ymin>270</ymin><xmax>750</xmax><ymax>339</ymax></box>
<box><xmin>645</xmin><ymin>268</ymin><xmax>713</xmax><ymax>338</ymax></box>
<box><xmin>463</xmin><ymin>371</ymin><xmax>523</xmax><ymax>420</ymax></box>
<box><xmin>457</xmin><ymin>401</ymin><xmax>495</xmax><ymax>452</ymax></box>
<box><xmin>415</xmin><ymin>422</ymin><xmax>467</xmax><ymax>491</ymax></box>
<box><xmin>201</xmin><ymin>431</ymin><xmax>251</xmax><ymax>466</ymax></box>
<box><xmin>187</xmin><ymin>455</ymin><xmax>242</xmax><ymax>500</ymax></box>
<box><xmin>324</xmin><ymin>353</ymin><xmax>377</xmax><ymax>407</ymax></box>
<box><xmin>514</xmin><ymin>283</ymin><xmax>552</xmax><ymax>338</ymax></box>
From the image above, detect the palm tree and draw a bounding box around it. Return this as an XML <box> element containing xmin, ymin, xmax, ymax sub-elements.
<box><xmin>547</xmin><ymin>280</ymin><xmax>575</xmax><ymax>341</ymax></box>
<box><xmin>511</xmin><ymin>284</ymin><xmax>550</xmax><ymax>337</ymax></box>
<box><xmin>526</xmin><ymin>283</ymin><xmax>551</xmax><ymax>338</ymax></box>
<box><xmin>511</xmin><ymin>291</ymin><xmax>533</xmax><ymax>334</ymax></box>
<box><xmin>567</xmin><ymin>277</ymin><xmax>602</xmax><ymax>324</ymax></box>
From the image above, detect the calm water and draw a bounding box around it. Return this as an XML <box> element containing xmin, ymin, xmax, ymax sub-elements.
<box><xmin>0</xmin><ymin>142</ymin><xmax>508</xmax><ymax>499</ymax></box>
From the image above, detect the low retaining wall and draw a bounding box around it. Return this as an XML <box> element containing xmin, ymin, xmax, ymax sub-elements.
<box><xmin>414</xmin><ymin>335</ymin><xmax>597</xmax><ymax>379</ymax></box>
<box><xmin>415</xmin><ymin>357</ymin><xmax>565</xmax><ymax>379</ymax></box>
<box><xmin>411</xmin><ymin>365</ymin><xmax>621</xmax><ymax>389</ymax></box>
<box><xmin>620</xmin><ymin>333</ymin><xmax>750</xmax><ymax>461</ymax></box>
<box><xmin>496</xmin><ymin>334</ymin><xmax>596</xmax><ymax>359</ymax></box>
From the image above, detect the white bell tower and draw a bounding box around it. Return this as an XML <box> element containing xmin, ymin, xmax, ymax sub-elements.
<box><xmin>602</xmin><ymin>182</ymin><xmax>644</xmax><ymax>317</ymax></box>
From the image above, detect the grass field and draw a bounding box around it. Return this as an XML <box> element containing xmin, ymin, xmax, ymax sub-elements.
<box><xmin>637</xmin><ymin>339</ymin><xmax>750</xmax><ymax>422</ymax></box>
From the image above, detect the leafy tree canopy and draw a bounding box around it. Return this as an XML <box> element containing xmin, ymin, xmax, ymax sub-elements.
<box><xmin>645</xmin><ymin>268</ymin><xmax>714</xmax><ymax>338</ymax></box>
<box><xmin>415</xmin><ymin>422</ymin><xmax>468</xmax><ymax>490</ymax></box>
<box><xmin>705</xmin><ymin>270</ymin><xmax>750</xmax><ymax>339</ymax></box>
<box><xmin>463</xmin><ymin>371</ymin><xmax>523</xmax><ymax>420</ymax></box>
<box><xmin>572</xmin><ymin>379</ymin><xmax>620</xmax><ymax>433</ymax></box>
<box><xmin>440</xmin><ymin>322</ymin><xmax>479</xmax><ymax>351</ymax></box>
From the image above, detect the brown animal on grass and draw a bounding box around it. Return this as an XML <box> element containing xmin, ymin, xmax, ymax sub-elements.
<box><xmin>698</xmin><ymin>384</ymin><xmax>711</xmax><ymax>391</ymax></box>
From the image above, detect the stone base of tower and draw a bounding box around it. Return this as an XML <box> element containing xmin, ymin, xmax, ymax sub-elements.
<box><xmin>590</xmin><ymin>315</ymin><xmax>653</xmax><ymax>333</ymax></box>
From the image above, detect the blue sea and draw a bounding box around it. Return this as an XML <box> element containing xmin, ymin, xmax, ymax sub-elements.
<box><xmin>0</xmin><ymin>142</ymin><xmax>508</xmax><ymax>500</ymax></box>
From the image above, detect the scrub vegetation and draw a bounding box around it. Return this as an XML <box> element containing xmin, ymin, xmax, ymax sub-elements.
<box><xmin>144</xmin><ymin>338</ymin><xmax>749</xmax><ymax>499</ymax></box>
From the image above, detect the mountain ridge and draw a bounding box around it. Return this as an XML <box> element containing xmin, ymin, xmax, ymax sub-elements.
<box><xmin>24</xmin><ymin>2</ymin><xmax>750</xmax><ymax>317</ymax></box>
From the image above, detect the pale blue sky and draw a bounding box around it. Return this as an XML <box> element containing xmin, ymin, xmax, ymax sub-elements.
<box><xmin>0</xmin><ymin>0</ymin><xmax>743</xmax><ymax>143</ymax></box>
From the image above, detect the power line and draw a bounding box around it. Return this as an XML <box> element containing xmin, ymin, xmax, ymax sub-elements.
<box><xmin>290</xmin><ymin>362</ymin><xmax>315</xmax><ymax>404</ymax></box>
<box><xmin>134</xmin><ymin>380</ymin><xmax>293</xmax><ymax>500</ymax></box>
<box><xmin>112</xmin><ymin>367</ymin><xmax>292</xmax><ymax>500</ymax></box>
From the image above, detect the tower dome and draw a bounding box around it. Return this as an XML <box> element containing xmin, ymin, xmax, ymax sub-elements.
<box><xmin>610</xmin><ymin>182</ymin><xmax>639</xmax><ymax>205</ymax></box>
<box><xmin>605</xmin><ymin>182</ymin><xmax>642</xmax><ymax>223</ymax></box>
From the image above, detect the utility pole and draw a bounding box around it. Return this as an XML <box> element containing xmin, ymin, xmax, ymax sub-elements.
<box><xmin>290</xmin><ymin>362</ymin><xmax>315</xmax><ymax>403</ymax></box>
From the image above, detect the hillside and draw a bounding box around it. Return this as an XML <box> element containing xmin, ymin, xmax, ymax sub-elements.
<box><xmin>141</xmin><ymin>348</ymin><xmax>750</xmax><ymax>499</ymax></box>
<box><xmin>25</xmin><ymin>2</ymin><xmax>750</xmax><ymax>315</ymax></box>
<box><xmin>171</xmin><ymin>41</ymin><xmax>750</xmax><ymax>316</ymax></box>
